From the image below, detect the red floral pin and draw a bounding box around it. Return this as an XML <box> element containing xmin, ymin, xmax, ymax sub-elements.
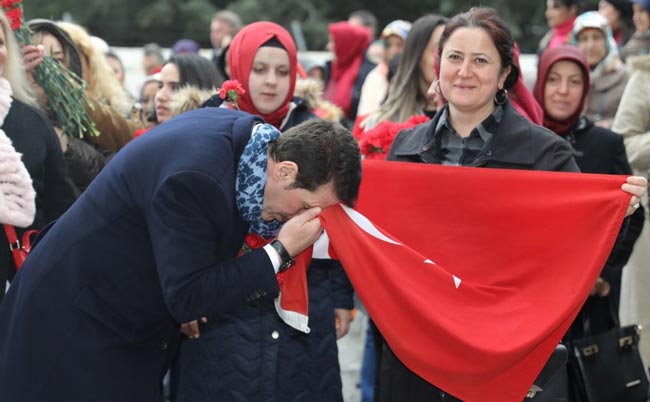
<box><xmin>217</xmin><ymin>79</ymin><xmax>246</xmax><ymax>110</ymax></box>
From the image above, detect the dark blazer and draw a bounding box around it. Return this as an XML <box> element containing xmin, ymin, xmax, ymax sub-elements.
<box><xmin>0</xmin><ymin>108</ymin><xmax>282</xmax><ymax>402</ymax></box>
<box><xmin>388</xmin><ymin>101</ymin><xmax>579</xmax><ymax>173</ymax></box>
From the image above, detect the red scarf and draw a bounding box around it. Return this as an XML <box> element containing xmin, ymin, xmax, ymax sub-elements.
<box><xmin>534</xmin><ymin>45</ymin><xmax>590</xmax><ymax>135</ymax></box>
<box><xmin>227</xmin><ymin>21</ymin><xmax>297</xmax><ymax>129</ymax></box>
<box><xmin>548</xmin><ymin>16</ymin><xmax>577</xmax><ymax>49</ymax></box>
<box><xmin>279</xmin><ymin>160</ymin><xmax>629</xmax><ymax>401</ymax></box>
<box><xmin>511</xmin><ymin>44</ymin><xmax>544</xmax><ymax>125</ymax></box>
<box><xmin>324</xmin><ymin>22</ymin><xmax>370</xmax><ymax>118</ymax></box>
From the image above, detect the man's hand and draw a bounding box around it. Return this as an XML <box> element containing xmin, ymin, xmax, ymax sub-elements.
<box><xmin>334</xmin><ymin>308</ymin><xmax>352</xmax><ymax>339</ymax></box>
<box><xmin>276</xmin><ymin>207</ymin><xmax>323</xmax><ymax>257</ymax></box>
<box><xmin>180</xmin><ymin>317</ymin><xmax>207</xmax><ymax>339</ymax></box>
<box><xmin>622</xmin><ymin>176</ymin><xmax>647</xmax><ymax>217</ymax></box>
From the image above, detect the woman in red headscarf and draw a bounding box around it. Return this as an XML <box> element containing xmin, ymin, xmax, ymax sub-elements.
<box><xmin>534</xmin><ymin>45</ymin><xmax>644</xmax><ymax>400</ymax></box>
<box><xmin>173</xmin><ymin>21</ymin><xmax>354</xmax><ymax>402</ymax></box>
<box><xmin>324</xmin><ymin>21</ymin><xmax>372</xmax><ymax>124</ymax></box>
<box><xmin>203</xmin><ymin>21</ymin><xmax>314</xmax><ymax>131</ymax></box>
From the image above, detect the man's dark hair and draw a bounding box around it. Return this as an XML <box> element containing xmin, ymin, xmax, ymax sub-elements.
<box><xmin>269</xmin><ymin>120</ymin><xmax>362</xmax><ymax>207</ymax></box>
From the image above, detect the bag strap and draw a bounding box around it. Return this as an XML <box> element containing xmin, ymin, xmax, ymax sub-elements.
<box><xmin>606</xmin><ymin>294</ymin><xmax>621</xmax><ymax>328</ymax></box>
<box><xmin>3</xmin><ymin>224</ymin><xmax>21</xmax><ymax>251</ymax></box>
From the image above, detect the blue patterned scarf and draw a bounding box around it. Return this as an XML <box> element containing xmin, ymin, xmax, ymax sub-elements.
<box><xmin>236</xmin><ymin>123</ymin><xmax>283</xmax><ymax>237</ymax></box>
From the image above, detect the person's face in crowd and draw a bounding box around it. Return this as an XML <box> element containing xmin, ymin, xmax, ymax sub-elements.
<box><xmin>307</xmin><ymin>66</ymin><xmax>325</xmax><ymax>82</ymax></box>
<box><xmin>633</xmin><ymin>4</ymin><xmax>650</xmax><ymax>32</ymax></box>
<box><xmin>421</xmin><ymin>24</ymin><xmax>445</xmax><ymax>102</ymax></box>
<box><xmin>348</xmin><ymin>16</ymin><xmax>375</xmax><ymax>39</ymax></box>
<box><xmin>543</xmin><ymin>60</ymin><xmax>585</xmax><ymax>121</ymax></box>
<box><xmin>154</xmin><ymin>63</ymin><xmax>180</xmax><ymax>124</ymax></box>
<box><xmin>142</xmin><ymin>53</ymin><xmax>160</xmax><ymax>75</ymax></box>
<box><xmin>438</xmin><ymin>27</ymin><xmax>510</xmax><ymax>117</ymax></box>
<box><xmin>261</xmin><ymin>160</ymin><xmax>339</xmax><ymax>223</ymax></box>
<box><xmin>140</xmin><ymin>80</ymin><xmax>159</xmax><ymax>118</ymax></box>
<box><xmin>248</xmin><ymin>46</ymin><xmax>291</xmax><ymax>114</ymax></box>
<box><xmin>546</xmin><ymin>0</ymin><xmax>577</xmax><ymax>28</ymax></box>
<box><xmin>107</xmin><ymin>56</ymin><xmax>125</xmax><ymax>86</ymax></box>
<box><xmin>210</xmin><ymin>19</ymin><xmax>232</xmax><ymax>49</ymax></box>
<box><xmin>384</xmin><ymin>35</ymin><xmax>404</xmax><ymax>64</ymax></box>
<box><xmin>598</xmin><ymin>1</ymin><xmax>621</xmax><ymax>30</ymax></box>
<box><xmin>39</xmin><ymin>33</ymin><xmax>66</xmax><ymax>65</ymax></box>
<box><xmin>0</xmin><ymin>25</ymin><xmax>7</xmax><ymax>76</ymax></box>
<box><xmin>576</xmin><ymin>28</ymin><xmax>608</xmax><ymax>68</ymax></box>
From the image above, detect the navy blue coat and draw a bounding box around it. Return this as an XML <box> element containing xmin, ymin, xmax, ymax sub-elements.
<box><xmin>0</xmin><ymin>108</ymin><xmax>282</xmax><ymax>402</ymax></box>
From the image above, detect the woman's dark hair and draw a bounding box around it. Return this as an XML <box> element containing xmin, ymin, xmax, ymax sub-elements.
<box><xmin>373</xmin><ymin>14</ymin><xmax>447</xmax><ymax>124</ymax></box>
<box><xmin>27</xmin><ymin>19</ymin><xmax>83</xmax><ymax>78</ymax></box>
<box><xmin>553</xmin><ymin>0</ymin><xmax>582</xmax><ymax>9</ymax></box>
<box><xmin>438</xmin><ymin>7</ymin><xmax>520</xmax><ymax>89</ymax></box>
<box><xmin>166</xmin><ymin>54</ymin><xmax>220</xmax><ymax>90</ymax></box>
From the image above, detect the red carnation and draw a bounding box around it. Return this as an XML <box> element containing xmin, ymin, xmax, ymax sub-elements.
<box><xmin>4</xmin><ymin>6</ymin><xmax>22</xmax><ymax>30</ymax></box>
<box><xmin>1</xmin><ymin>0</ymin><xmax>22</xmax><ymax>9</ymax></box>
<box><xmin>359</xmin><ymin>114</ymin><xmax>430</xmax><ymax>160</ymax></box>
<box><xmin>217</xmin><ymin>79</ymin><xmax>245</xmax><ymax>110</ymax></box>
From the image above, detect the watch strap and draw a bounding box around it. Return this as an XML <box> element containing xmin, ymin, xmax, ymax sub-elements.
<box><xmin>270</xmin><ymin>239</ymin><xmax>294</xmax><ymax>272</ymax></box>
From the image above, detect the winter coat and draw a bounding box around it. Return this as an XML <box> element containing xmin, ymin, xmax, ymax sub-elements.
<box><xmin>562</xmin><ymin>118</ymin><xmax>642</xmax><ymax>335</ymax></box>
<box><xmin>621</xmin><ymin>31</ymin><xmax>650</xmax><ymax>60</ymax></box>
<box><xmin>612</xmin><ymin>54</ymin><xmax>650</xmax><ymax>176</ymax></box>
<box><xmin>0</xmin><ymin>97</ymin><xmax>76</xmax><ymax>305</ymax></box>
<box><xmin>611</xmin><ymin>53</ymin><xmax>650</xmax><ymax>368</ymax></box>
<box><xmin>388</xmin><ymin>101</ymin><xmax>579</xmax><ymax>172</ymax></box>
<box><xmin>0</xmin><ymin>108</ymin><xmax>281</xmax><ymax>402</ymax></box>
<box><xmin>172</xmin><ymin>98</ymin><xmax>354</xmax><ymax>402</ymax></box>
<box><xmin>585</xmin><ymin>58</ymin><xmax>629</xmax><ymax>128</ymax></box>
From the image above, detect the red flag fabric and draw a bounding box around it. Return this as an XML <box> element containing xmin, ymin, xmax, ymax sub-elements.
<box><xmin>277</xmin><ymin>160</ymin><xmax>630</xmax><ymax>401</ymax></box>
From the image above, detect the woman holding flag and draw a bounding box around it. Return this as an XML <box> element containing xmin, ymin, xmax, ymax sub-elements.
<box><xmin>381</xmin><ymin>6</ymin><xmax>646</xmax><ymax>402</ymax></box>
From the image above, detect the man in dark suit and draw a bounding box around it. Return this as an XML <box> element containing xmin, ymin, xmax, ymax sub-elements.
<box><xmin>0</xmin><ymin>108</ymin><xmax>361</xmax><ymax>402</ymax></box>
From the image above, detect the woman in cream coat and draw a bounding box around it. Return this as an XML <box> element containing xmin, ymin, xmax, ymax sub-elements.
<box><xmin>612</xmin><ymin>53</ymin><xmax>650</xmax><ymax>366</ymax></box>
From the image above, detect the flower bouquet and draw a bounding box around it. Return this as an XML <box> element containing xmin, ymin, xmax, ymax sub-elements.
<box><xmin>2</xmin><ymin>0</ymin><xmax>99</xmax><ymax>138</ymax></box>
<box><xmin>358</xmin><ymin>114</ymin><xmax>430</xmax><ymax>160</ymax></box>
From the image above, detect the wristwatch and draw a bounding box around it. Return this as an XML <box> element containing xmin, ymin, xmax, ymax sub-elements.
<box><xmin>269</xmin><ymin>239</ymin><xmax>295</xmax><ymax>272</ymax></box>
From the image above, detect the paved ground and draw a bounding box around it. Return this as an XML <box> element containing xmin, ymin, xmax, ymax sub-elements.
<box><xmin>338</xmin><ymin>310</ymin><xmax>369</xmax><ymax>402</ymax></box>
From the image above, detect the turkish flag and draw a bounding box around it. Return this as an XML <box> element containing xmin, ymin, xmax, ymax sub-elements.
<box><xmin>277</xmin><ymin>160</ymin><xmax>630</xmax><ymax>401</ymax></box>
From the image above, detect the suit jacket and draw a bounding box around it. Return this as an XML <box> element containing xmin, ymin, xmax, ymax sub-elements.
<box><xmin>0</xmin><ymin>108</ymin><xmax>281</xmax><ymax>402</ymax></box>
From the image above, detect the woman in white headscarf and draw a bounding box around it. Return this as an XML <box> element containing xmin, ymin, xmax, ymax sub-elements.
<box><xmin>573</xmin><ymin>11</ymin><xmax>629</xmax><ymax>128</ymax></box>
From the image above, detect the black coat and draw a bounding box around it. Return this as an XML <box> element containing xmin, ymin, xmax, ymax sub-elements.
<box><xmin>565</xmin><ymin>118</ymin><xmax>643</xmax><ymax>306</ymax></box>
<box><xmin>0</xmin><ymin>98</ymin><xmax>76</xmax><ymax>304</ymax></box>
<box><xmin>388</xmin><ymin>101</ymin><xmax>579</xmax><ymax>173</ymax></box>
<box><xmin>377</xmin><ymin>101</ymin><xmax>580</xmax><ymax>402</ymax></box>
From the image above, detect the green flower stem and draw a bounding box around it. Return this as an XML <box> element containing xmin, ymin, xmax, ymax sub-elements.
<box><xmin>15</xmin><ymin>27</ymin><xmax>99</xmax><ymax>138</ymax></box>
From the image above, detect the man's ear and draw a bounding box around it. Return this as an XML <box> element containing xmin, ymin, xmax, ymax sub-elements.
<box><xmin>271</xmin><ymin>160</ymin><xmax>299</xmax><ymax>183</ymax></box>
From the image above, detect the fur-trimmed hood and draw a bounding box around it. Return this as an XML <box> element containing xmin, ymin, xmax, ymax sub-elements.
<box><xmin>0</xmin><ymin>78</ymin><xmax>36</xmax><ymax>228</ymax></box>
<box><xmin>627</xmin><ymin>54</ymin><xmax>650</xmax><ymax>72</ymax></box>
<box><xmin>170</xmin><ymin>86</ymin><xmax>215</xmax><ymax>119</ymax></box>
